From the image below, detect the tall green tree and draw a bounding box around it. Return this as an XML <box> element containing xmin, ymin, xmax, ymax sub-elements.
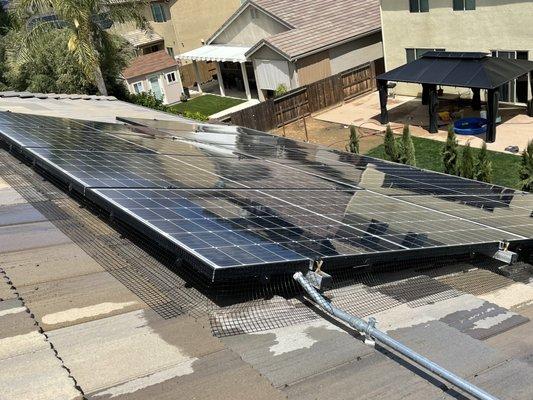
<box><xmin>3</xmin><ymin>28</ymin><xmax>131</xmax><ymax>95</ymax></box>
<box><xmin>519</xmin><ymin>139</ymin><xmax>533</xmax><ymax>192</ymax></box>
<box><xmin>0</xmin><ymin>6</ymin><xmax>13</xmax><ymax>90</ymax></box>
<box><xmin>400</xmin><ymin>124</ymin><xmax>416</xmax><ymax>166</ymax></box>
<box><xmin>461</xmin><ymin>141</ymin><xmax>476</xmax><ymax>179</ymax></box>
<box><xmin>384</xmin><ymin>124</ymin><xmax>399</xmax><ymax>162</ymax></box>
<box><xmin>347</xmin><ymin>125</ymin><xmax>360</xmax><ymax>154</ymax></box>
<box><xmin>442</xmin><ymin>125</ymin><xmax>459</xmax><ymax>175</ymax></box>
<box><xmin>475</xmin><ymin>141</ymin><xmax>493</xmax><ymax>183</ymax></box>
<box><xmin>13</xmin><ymin>0</ymin><xmax>146</xmax><ymax>95</ymax></box>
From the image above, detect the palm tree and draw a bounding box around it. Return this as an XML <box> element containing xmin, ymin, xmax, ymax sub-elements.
<box><xmin>14</xmin><ymin>0</ymin><xmax>146</xmax><ymax>95</ymax></box>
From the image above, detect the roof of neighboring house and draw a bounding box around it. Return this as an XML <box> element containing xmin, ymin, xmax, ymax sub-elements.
<box><xmin>122</xmin><ymin>29</ymin><xmax>164</xmax><ymax>48</ymax></box>
<box><xmin>122</xmin><ymin>50</ymin><xmax>179</xmax><ymax>80</ymax></box>
<box><xmin>0</xmin><ymin>91</ymin><xmax>187</xmax><ymax>122</ymax></box>
<box><xmin>209</xmin><ymin>0</ymin><xmax>381</xmax><ymax>61</ymax></box>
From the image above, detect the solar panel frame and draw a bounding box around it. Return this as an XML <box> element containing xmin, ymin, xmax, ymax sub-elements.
<box><xmin>0</xmin><ymin>111</ymin><xmax>532</xmax><ymax>282</ymax></box>
<box><xmin>86</xmin><ymin>187</ymin><xmax>527</xmax><ymax>280</ymax></box>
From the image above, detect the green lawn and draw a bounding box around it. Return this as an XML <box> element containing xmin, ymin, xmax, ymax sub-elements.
<box><xmin>365</xmin><ymin>136</ymin><xmax>522</xmax><ymax>189</ymax></box>
<box><xmin>169</xmin><ymin>94</ymin><xmax>245</xmax><ymax>116</ymax></box>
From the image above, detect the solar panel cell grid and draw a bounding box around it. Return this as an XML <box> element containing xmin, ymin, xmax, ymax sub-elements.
<box><xmin>0</xmin><ymin>110</ymin><xmax>531</xmax><ymax>281</ymax></box>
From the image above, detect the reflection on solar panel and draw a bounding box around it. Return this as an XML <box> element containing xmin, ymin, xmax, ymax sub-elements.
<box><xmin>0</xmin><ymin>111</ymin><xmax>531</xmax><ymax>281</ymax></box>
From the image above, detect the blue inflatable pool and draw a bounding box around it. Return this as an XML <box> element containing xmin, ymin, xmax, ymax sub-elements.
<box><xmin>453</xmin><ymin>117</ymin><xmax>487</xmax><ymax>135</ymax></box>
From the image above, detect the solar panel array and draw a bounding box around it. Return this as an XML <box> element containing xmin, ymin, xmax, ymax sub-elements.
<box><xmin>0</xmin><ymin>111</ymin><xmax>531</xmax><ymax>281</ymax></box>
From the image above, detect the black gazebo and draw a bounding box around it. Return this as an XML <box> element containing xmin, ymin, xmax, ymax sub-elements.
<box><xmin>376</xmin><ymin>51</ymin><xmax>533</xmax><ymax>142</ymax></box>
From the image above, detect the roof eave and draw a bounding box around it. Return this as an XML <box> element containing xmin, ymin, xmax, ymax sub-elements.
<box><xmin>290</xmin><ymin>27</ymin><xmax>382</xmax><ymax>62</ymax></box>
<box><xmin>206</xmin><ymin>1</ymin><xmax>294</xmax><ymax>45</ymax></box>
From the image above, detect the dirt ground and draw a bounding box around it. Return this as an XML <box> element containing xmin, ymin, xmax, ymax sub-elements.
<box><xmin>271</xmin><ymin>117</ymin><xmax>385</xmax><ymax>153</ymax></box>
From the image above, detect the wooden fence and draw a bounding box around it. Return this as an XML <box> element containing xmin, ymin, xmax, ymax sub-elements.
<box><xmin>222</xmin><ymin>60</ymin><xmax>378</xmax><ymax>131</ymax></box>
<box><xmin>180</xmin><ymin>61</ymin><xmax>217</xmax><ymax>88</ymax></box>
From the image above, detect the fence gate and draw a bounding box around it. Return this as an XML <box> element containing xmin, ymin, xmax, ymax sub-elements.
<box><xmin>341</xmin><ymin>63</ymin><xmax>376</xmax><ymax>100</ymax></box>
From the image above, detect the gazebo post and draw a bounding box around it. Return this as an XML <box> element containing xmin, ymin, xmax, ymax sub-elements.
<box><xmin>215</xmin><ymin>62</ymin><xmax>226</xmax><ymax>97</ymax></box>
<box><xmin>378</xmin><ymin>80</ymin><xmax>389</xmax><ymax>124</ymax></box>
<box><xmin>527</xmin><ymin>71</ymin><xmax>533</xmax><ymax>117</ymax></box>
<box><xmin>421</xmin><ymin>84</ymin><xmax>429</xmax><ymax>105</ymax></box>
<box><xmin>192</xmin><ymin>61</ymin><xmax>203</xmax><ymax>93</ymax></box>
<box><xmin>486</xmin><ymin>88</ymin><xmax>500</xmax><ymax>143</ymax></box>
<box><xmin>428</xmin><ymin>84</ymin><xmax>439</xmax><ymax>133</ymax></box>
<box><xmin>472</xmin><ymin>88</ymin><xmax>481</xmax><ymax>111</ymax></box>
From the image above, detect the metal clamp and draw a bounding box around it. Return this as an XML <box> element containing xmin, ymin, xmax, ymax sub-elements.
<box><xmin>364</xmin><ymin>317</ymin><xmax>376</xmax><ymax>346</ymax></box>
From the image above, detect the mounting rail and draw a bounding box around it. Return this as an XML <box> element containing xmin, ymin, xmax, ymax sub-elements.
<box><xmin>293</xmin><ymin>272</ymin><xmax>500</xmax><ymax>400</ymax></box>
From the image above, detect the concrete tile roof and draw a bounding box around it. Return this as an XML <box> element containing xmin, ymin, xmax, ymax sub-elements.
<box><xmin>0</xmin><ymin>91</ymin><xmax>188</xmax><ymax>123</ymax></box>
<box><xmin>122</xmin><ymin>50</ymin><xmax>179</xmax><ymax>80</ymax></box>
<box><xmin>249</xmin><ymin>0</ymin><xmax>381</xmax><ymax>59</ymax></box>
<box><xmin>122</xmin><ymin>29</ymin><xmax>163</xmax><ymax>48</ymax></box>
<box><xmin>1</xmin><ymin>102</ymin><xmax>533</xmax><ymax>399</ymax></box>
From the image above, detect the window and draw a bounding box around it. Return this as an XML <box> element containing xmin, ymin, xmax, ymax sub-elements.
<box><xmin>165</xmin><ymin>72</ymin><xmax>176</xmax><ymax>84</ymax></box>
<box><xmin>406</xmin><ymin>48</ymin><xmax>445</xmax><ymax>63</ymax></box>
<box><xmin>491</xmin><ymin>50</ymin><xmax>529</xmax><ymax>103</ymax></box>
<box><xmin>453</xmin><ymin>0</ymin><xmax>475</xmax><ymax>10</ymax></box>
<box><xmin>409</xmin><ymin>0</ymin><xmax>429</xmax><ymax>12</ymax></box>
<box><xmin>166</xmin><ymin>47</ymin><xmax>174</xmax><ymax>58</ymax></box>
<box><xmin>151</xmin><ymin>3</ymin><xmax>166</xmax><ymax>22</ymax></box>
<box><xmin>132</xmin><ymin>81</ymin><xmax>144</xmax><ymax>94</ymax></box>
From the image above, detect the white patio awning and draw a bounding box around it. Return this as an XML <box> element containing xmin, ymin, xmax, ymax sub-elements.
<box><xmin>178</xmin><ymin>45</ymin><xmax>251</xmax><ymax>63</ymax></box>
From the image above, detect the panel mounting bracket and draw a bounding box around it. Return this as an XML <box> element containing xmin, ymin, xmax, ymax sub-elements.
<box><xmin>305</xmin><ymin>259</ymin><xmax>332</xmax><ymax>291</ymax></box>
<box><xmin>480</xmin><ymin>241</ymin><xmax>517</xmax><ymax>265</ymax></box>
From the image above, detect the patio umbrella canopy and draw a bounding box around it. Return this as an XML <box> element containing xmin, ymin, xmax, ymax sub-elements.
<box><xmin>376</xmin><ymin>51</ymin><xmax>533</xmax><ymax>142</ymax></box>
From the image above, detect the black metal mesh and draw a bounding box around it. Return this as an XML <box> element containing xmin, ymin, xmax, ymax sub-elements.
<box><xmin>2</xmin><ymin>147</ymin><xmax>532</xmax><ymax>338</ymax></box>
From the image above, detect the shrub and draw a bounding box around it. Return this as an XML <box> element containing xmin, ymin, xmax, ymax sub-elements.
<box><xmin>347</xmin><ymin>125</ymin><xmax>360</xmax><ymax>154</ymax></box>
<box><xmin>274</xmin><ymin>83</ymin><xmax>288</xmax><ymax>97</ymax></box>
<box><xmin>461</xmin><ymin>141</ymin><xmax>476</xmax><ymax>179</ymax></box>
<box><xmin>127</xmin><ymin>91</ymin><xmax>169</xmax><ymax>111</ymax></box>
<box><xmin>519</xmin><ymin>139</ymin><xmax>533</xmax><ymax>192</ymax></box>
<box><xmin>475</xmin><ymin>141</ymin><xmax>493</xmax><ymax>183</ymax></box>
<box><xmin>384</xmin><ymin>124</ymin><xmax>399</xmax><ymax>162</ymax></box>
<box><xmin>400</xmin><ymin>124</ymin><xmax>416</xmax><ymax>166</ymax></box>
<box><xmin>182</xmin><ymin>110</ymin><xmax>209</xmax><ymax>122</ymax></box>
<box><xmin>442</xmin><ymin>125</ymin><xmax>459</xmax><ymax>175</ymax></box>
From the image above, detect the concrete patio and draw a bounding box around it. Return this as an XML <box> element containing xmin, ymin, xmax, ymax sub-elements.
<box><xmin>316</xmin><ymin>91</ymin><xmax>533</xmax><ymax>154</ymax></box>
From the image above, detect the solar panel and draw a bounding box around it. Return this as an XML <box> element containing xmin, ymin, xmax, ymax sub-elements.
<box><xmin>89</xmin><ymin>187</ymin><xmax>525</xmax><ymax>279</ymax></box>
<box><xmin>0</xmin><ymin>111</ymin><xmax>531</xmax><ymax>282</ymax></box>
<box><xmin>26</xmin><ymin>148</ymin><xmax>247</xmax><ymax>190</ymax></box>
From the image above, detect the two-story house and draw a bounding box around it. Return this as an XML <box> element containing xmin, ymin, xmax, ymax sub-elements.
<box><xmin>179</xmin><ymin>0</ymin><xmax>384</xmax><ymax>101</ymax></box>
<box><xmin>380</xmin><ymin>0</ymin><xmax>533</xmax><ymax>103</ymax></box>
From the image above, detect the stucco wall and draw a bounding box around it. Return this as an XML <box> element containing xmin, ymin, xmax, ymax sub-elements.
<box><xmin>169</xmin><ymin>0</ymin><xmax>241</xmax><ymax>54</ymax></box>
<box><xmin>380</xmin><ymin>0</ymin><xmax>533</xmax><ymax>96</ymax></box>
<box><xmin>329</xmin><ymin>32</ymin><xmax>384</xmax><ymax>75</ymax></box>
<box><xmin>211</xmin><ymin>6</ymin><xmax>288</xmax><ymax>46</ymax></box>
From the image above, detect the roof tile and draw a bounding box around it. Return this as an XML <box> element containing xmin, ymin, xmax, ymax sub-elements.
<box><xmin>122</xmin><ymin>51</ymin><xmax>178</xmax><ymax>80</ymax></box>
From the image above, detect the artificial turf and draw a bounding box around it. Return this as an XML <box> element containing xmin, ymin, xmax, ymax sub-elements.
<box><xmin>169</xmin><ymin>94</ymin><xmax>245</xmax><ymax>116</ymax></box>
<box><xmin>365</xmin><ymin>136</ymin><xmax>523</xmax><ymax>189</ymax></box>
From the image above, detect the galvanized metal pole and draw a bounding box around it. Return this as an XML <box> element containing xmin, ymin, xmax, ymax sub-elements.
<box><xmin>293</xmin><ymin>272</ymin><xmax>500</xmax><ymax>400</ymax></box>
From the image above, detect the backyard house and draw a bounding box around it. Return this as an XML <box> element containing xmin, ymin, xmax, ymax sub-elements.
<box><xmin>379</xmin><ymin>0</ymin><xmax>533</xmax><ymax>103</ymax></box>
<box><xmin>111</xmin><ymin>0</ymin><xmax>241</xmax><ymax>87</ymax></box>
<box><xmin>122</xmin><ymin>50</ymin><xmax>184</xmax><ymax>105</ymax></box>
<box><xmin>178</xmin><ymin>0</ymin><xmax>384</xmax><ymax>101</ymax></box>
